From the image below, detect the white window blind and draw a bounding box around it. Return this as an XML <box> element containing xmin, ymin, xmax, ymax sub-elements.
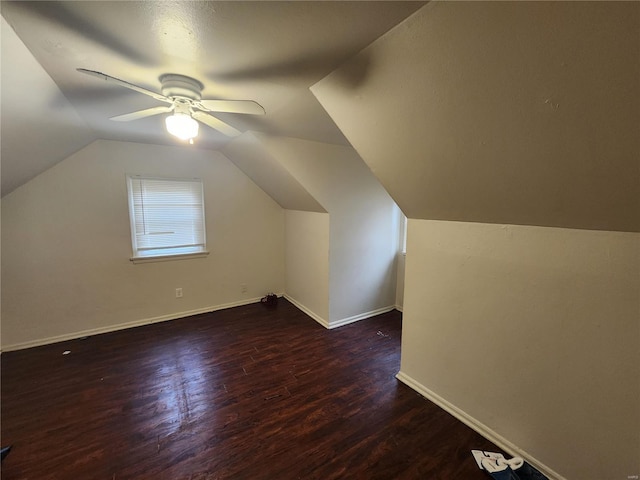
<box><xmin>127</xmin><ymin>176</ymin><xmax>207</xmax><ymax>259</ymax></box>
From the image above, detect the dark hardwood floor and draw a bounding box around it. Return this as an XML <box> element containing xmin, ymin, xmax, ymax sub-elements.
<box><xmin>1</xmin><ymin>299</ymin><xmax>501</xmax><ymax>479</ymax></box>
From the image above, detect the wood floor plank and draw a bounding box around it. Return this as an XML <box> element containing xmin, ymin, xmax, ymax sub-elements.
<box><xmin>1</xmin><ymin>299</ymin><xmax>501</xmax><ymax>479</ymax></box>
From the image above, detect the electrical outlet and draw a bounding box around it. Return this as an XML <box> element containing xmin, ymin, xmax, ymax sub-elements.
<box><xmin>175</xmin><ymin>288</ymin><xmax>183</xmax><ymax>298</ymax></box>
<box><xmin>240</xmin><ymin>284</ymin><xmax>248</xmax><ymax>294</ymax></box>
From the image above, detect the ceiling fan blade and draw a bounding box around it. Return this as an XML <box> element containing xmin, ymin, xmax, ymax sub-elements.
<box><xmin>197</xmin><ymin>99</ymin><xmax>265</xmax><ymax>116</ymax></box>
<box><xmin>110</xmin><ymin>106</ymin><xmax>174</xmax><ymax>122</ymax></box>
<box><xmin>77</xmin><ymin>68</ymin><xmax>171</xmax><ymax>104</ymax></box>
<box><xmin>192</xmin><ymin>111</ymin><xmax>241</xmax><ymax>137</ymax></box>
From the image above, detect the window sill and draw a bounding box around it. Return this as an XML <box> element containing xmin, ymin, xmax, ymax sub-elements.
<box><xmin>130</xmin><ymin>251</ymin><xmax>210</xmax><ymax>264</ymax></box>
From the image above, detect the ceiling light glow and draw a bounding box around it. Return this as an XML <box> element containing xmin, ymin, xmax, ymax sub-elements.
<box><xmin>165</xmin><ymin>113</ymin><xmax>199</xmax><ymax>141</ymax></box>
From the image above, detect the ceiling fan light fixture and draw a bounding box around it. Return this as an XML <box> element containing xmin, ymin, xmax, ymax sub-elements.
<box><xmin>77</xmin><ymin>69</ymin><xmax>261</xmax><ymax>139</ymax></box>
<box><xmin>165</xmin><ymin>113</ymin><xmax>199</xmax><ymax>141</ymax></box>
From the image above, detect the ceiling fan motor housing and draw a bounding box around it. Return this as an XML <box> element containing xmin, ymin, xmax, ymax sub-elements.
<box><xmin>160</xmin><ymin>74</ymin><xmax>204</xmax><ymax>101</ymax></box>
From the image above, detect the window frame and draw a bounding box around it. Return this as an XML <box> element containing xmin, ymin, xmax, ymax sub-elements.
<box><xmin>126</xmin><ymin>175</ymin><xmax>209</xmax><ymax>264</ymax></box>
<box><xmin>400</xmin><ymin>213</ymin><xmax>407</xmax><ymax>255</ymax></box>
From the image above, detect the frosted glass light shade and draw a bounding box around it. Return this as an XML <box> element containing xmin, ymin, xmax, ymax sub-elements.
<box><xmin>165</xmin><ymin>113</ymin><xmax>199</xmax><ymax>140</ymax></box>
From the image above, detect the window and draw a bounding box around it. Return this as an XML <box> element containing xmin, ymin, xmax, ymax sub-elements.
<box><xmin>127</xmin><ymin>175</ymin><xmax>208</xmax><ymax>262</ymax></box>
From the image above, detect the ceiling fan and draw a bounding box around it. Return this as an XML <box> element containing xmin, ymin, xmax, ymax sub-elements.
<box><xmin>77</xmin><ymin>68</ymin><xmax>265</xmax><ymax>143</ymax></box>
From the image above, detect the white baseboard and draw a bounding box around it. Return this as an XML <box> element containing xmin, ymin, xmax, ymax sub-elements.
<box><xmin>329</xmin><ymin>305</ymin><xmax>396</xmax><ymax>329</ymax></box>
<box><xmin>2</xmin><ymin>297</ymin><xmax>396</xmax><ymax>352</ymax></box>
<box><xmin>283</xmin><ymin>294</ymin><xmax>330</xmax><ymax>328</ymax></box>
<box><xmin>395</xmin><ymin>371</ymin><xmax>566</xmax><ymax>480</ymax></box>
<box><xmin>395</xmin><ymin>304</ymin><xmax>404</xmax><ymax>312</ymax></box>
<box><xmin>282</xmin><ymin>297</ymin><xmax>397</xmax><ymax>330</ymax></box>
<box><xmin>1</xmin><ymin>296</ymin><xmax>268</xmax><ymax>352</ymax></box>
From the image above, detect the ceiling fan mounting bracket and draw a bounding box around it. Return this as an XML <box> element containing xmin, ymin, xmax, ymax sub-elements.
<box><xmin>159</xmin><ymin>74</ymin><xmax>203</xmax><ymax>101</ymax></box>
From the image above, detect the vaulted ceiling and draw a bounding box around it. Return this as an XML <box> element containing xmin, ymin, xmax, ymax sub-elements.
<box><xmin>0</xmin><ymin>0</ymin><xmax>425</xmax><ymax>196</ymax></box>
<box><xmin>3</xmin><ymin>1</ymin><xmax>637</xmax><ymax>233</ymax></box>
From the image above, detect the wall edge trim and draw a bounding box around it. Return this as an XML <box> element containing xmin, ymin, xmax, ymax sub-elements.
<box><xmin>395</xmin><ymin>371</ymin><xmax>567</xmax><ymax>480</ymax></box>
<box><xmin>283</xmin><ymin>294</ymin><xmax>329</xmax><ymax>328</ymax></box>
<box><xmin>1</xmin><ymin>296</ymin><xmax>274</xmax><ymax>352</ymax></box>
<box><xmin>329</xmin><ymin>305</ymin><xmax>397</xmax><ymax>329</ymax></box>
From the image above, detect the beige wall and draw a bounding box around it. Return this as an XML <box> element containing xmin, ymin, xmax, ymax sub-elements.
<box><xmin>284</xmin><ymin>210</ymin><xmax>330</xmax><ymax>325</ymax></box>
<box><xmin>260</xmin><ymin>136</ymin><xmax>400</xmax><ymax>325</ymax></box>
<box><xmin>1</xmin><ymin>139</ymin><xmax>285</xmax><ymax>350</ymax></box>
<box><xmin>312</xmin><ymin>1</ymin><xmax>639</xmax><ymax>232</ymax></box>
<box><xmin>226</xmin><ymin>133</ymin><xmax>402</xmax><ymax>326</ymax></box>
<box><xmin>311</xmin><ymin>2</ymin><xmax>640</xmax><ymax>478</ymax></box>
<box><xmin>401</xmin><ymin>220</ymin><xmax>639</xmax><ymax>479</ymax></box>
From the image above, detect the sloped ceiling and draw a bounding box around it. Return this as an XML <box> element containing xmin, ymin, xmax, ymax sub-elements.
<box><xmin>0</xmin><ymin>1</ymin><xmax>425</xmax><ymax>197</ymax></box>
<box><xmin>222</xmin><ymin>132</ymin><xmax>325</xmax><ymax>213</ymax></box>
<box><xmin>223</xmin><ymin>132</ymin><xmax>395</xmax><ymax>215</ymax></box>
<box><xmin>312</xmin><ymin>1</ymin><xmax>640</xmax><ymax>232</ymax></box>
<box><xmin>1</xmin><ymin>17</ymin><xmax>96</xmax><ymax>196</ymax></box>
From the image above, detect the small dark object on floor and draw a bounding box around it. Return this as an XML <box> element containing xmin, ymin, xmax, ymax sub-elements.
<box><xmin>260</xmin><ymin>293</ymin><xmax>278</xmax><ymax>307</ymax></box>
<box><xmin>1</xmin><ymin>445</ymin><xmax>13</xmax><ymax>462</ymax></box>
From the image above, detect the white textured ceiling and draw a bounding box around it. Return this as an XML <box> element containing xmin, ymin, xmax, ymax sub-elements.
<box><xmin>0</xmin><ymin>1</ymin><xmax>425</xmax><ymax>196</ymax></box>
